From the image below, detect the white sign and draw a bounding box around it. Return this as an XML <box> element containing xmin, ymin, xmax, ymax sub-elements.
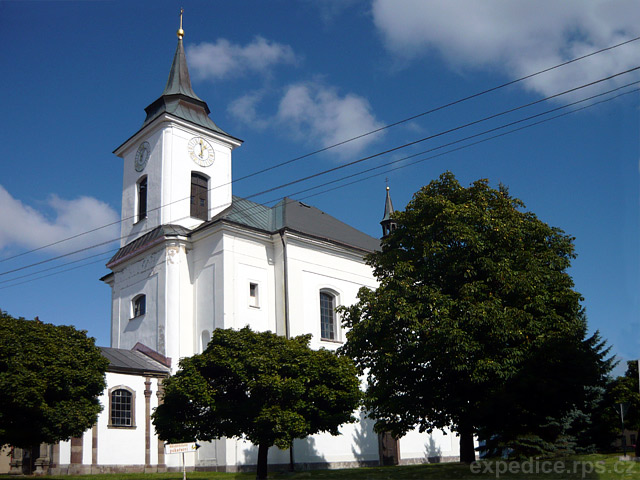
<box><xmin>165</xmin><ymin>442</ymin><xmax>199</xmax><ymax>454</ymax></box>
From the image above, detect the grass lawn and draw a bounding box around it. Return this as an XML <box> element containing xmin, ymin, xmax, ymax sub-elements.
<box><xmin>3</xmin><ymin>455</ymin><xmax>640</xmax><ymax>479</ymax></box>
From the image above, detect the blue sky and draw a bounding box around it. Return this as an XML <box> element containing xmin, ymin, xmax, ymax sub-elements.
<box><xmin>0</xmin><ymin>0</ymin><xmax>638</xmax><ymax>371</ymax></box>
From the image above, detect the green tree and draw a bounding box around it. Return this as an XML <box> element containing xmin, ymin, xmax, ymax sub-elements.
<box><xmin>476</xmin><ymin>323</ymin><xmax>613</xmax><ymax>457</ymax></box>
<box><xmin>606</xmin><ymin>361</ymin><xmax>640</xmax><ymax>455</ymax></box>
<box><xmin>152</xmin><ymin>327</ymin><xmax>361</xmax><ymax>480</ymax></box>
<box><xmin>339</xmin><ymin>172</ymin><xmax>599</xmax><ymax>462</ymax></box>
<box><xmin>0</xmin><ymin>310</ymin><xmax>108</xmax><ymax>449</ymax></box>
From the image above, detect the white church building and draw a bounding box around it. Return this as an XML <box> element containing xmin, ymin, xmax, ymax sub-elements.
<box><xmin>9</xmin><ymin>24</ymin><xmax>462</xmax><ymax>475</ymax></box>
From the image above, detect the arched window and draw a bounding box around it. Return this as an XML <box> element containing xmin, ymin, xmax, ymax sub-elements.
<box><xmin>320</xmin><ymin>291</ymin><xmax>338</xmax><ymax>341</ymax></box>
<box><xmin>132</xmin><ymin>294</ymin><xmax>146</xmax><ymax>318</ymax></box>
<box><xmin>108</xmin><ymin>386</ymin><xmax>135</xmax><ymax>428</ymax></box>
<box><xmin>191</xmin><ymin>172</ymin><xmax>208</xmax><ymax>221</ymax></box>
<box><xmin>137</xmin><ymin>176</ymin><xmax>147</xmax><ymax>221</ymax></box>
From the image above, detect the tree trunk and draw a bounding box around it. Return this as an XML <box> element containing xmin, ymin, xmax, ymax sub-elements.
<box><xmin>256</xmin><ymin>443</ymin><xmax>269</xmax><ymax>480</ymax></box>
<box><xmin>289</xmin><ymin>443</ymin><xmax>295</xmax><ymax>471</ymax></box>
<box><xmin>459</xmin><ymin>431</ymin><xmax>475</xmax><ymax>464</ymax></box>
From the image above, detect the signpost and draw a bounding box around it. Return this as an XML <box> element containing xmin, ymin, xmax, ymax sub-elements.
<box><xmin>165</xmin><ymin>443</ymin><xmax>200</xmax><ymax>480</ymax></box>
<box><xmin>617</xmin><ymin>403</ymin><xmax>630</xmax><ymax>457</ymax></box>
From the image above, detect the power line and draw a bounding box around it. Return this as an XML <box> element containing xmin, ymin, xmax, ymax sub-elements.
<box><xmin>3</xmin><ymin>36</ymin><xmax>638</xmax><ymax>264</ymax></box>
<box><xmin>298</xmin><ymin>88</ymin><xmax>640</xmax><ymax>202</ymax></box>
<box><xmin>3</xmin><ymin>85</ymin><xmax>636</xmax><ymax>290</ymax></box>
<box><xmin>0</xmin><ymin>249</ymin><xmax>118</xmax><ymax>285</ymax></box>
<box><xmin>2</xmin><ymin>79</ymin><xmax>636</xmax><ymax>281</ymax></box>
<box><xmin>0</xmin><ymin>254</ymin><xmax>116</xmax><ymax>290</ymax></box>
<box><xmin>241</xmin><ymin>66</ymin><xmax>640</xmax><ymax>201</ymax></box>
<box><xmin>230</xmin><ymin>35</ymin><xmax>640</xmax><ymax>180</ymax></box>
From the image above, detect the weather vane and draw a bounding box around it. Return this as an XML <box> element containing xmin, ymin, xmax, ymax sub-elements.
<box><xmin>177</xmin><ymin>8</ymin><xmax>184</xmax><ymax>39</ymax></box>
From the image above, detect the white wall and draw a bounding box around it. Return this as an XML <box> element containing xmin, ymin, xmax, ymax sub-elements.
<box><xmin>110</xmin><ymin>248</ymin><xmax>165</xmax><ymax>355</ymax></box>
<box><xmin>117</xmin><ymin>119</ymin><xmax>238</xmax><ymax>246</ymax></box>
<box><xmin>96</xmin><ymin>372</ymin><xmax>152</xmax><ymax>465</ymax></box>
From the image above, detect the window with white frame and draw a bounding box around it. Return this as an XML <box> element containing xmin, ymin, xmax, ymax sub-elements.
<box><xmin>249</xmin><ymin>282</ymin><xmax>259</xmax><ymax>308</ymax></box>
<box><xmin>320</xmin><ymin>290</ymin><xmax>338</xmax><ymax>341</ymax></box>
<box><xmin>108</xmin><ymin>386</ymin><xmax>135</xmax><ymax>428</ymax></box>
<box><xmin>132</xmin><ymin>294</ymin><xmax>146</xmax><ymax>318</ymax></box>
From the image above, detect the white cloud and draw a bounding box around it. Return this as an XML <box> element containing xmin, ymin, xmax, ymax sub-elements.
<box><xmin>187</xmin><ymin>36</ymin><xmax>299</xmax><ymax>80</ymax></box>
<box><xmin>302</xmin><ymin>0</ymin><xmax>363</xmax><ymax>22</ymax></box>
<box><xmin>372</xmin><ymin>0</ymin><xmax>640</xmax><ymax>98</ymax></box>
<box><xmin>0</xmin><ymin>185</ymin><xmax>120</xmax><ymax>256</ymax></box>
<box><xmin>228</xmin><ymin>91</ymin><xmax>269</xmax><ymax>130</ymax></box>
<box><xmin>276</xmin><ymin>82</ymin><xmax>385</xmax><ymax>158</ymax></box>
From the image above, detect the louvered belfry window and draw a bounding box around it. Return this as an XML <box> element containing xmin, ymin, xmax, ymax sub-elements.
<box><xmin>191</xmin><ymin>173</ymin><xmax>208</xmax><ymax>221</ymax></box>
<box><xmin>138</xmin><ymin>177</ymin><xmax>147</xmax><ymax>220</ymax></box>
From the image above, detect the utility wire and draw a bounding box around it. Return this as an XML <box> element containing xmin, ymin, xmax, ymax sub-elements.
<box><xmin>230</xmin><ymin>35</ymin><xmax>640</xmax><ymax>181</ymax></box>
<box><xmin>242</xmin><ymin>66</ymin><xmax>640</xmax><ymax>200</ymax></box>
<box><xmin>2</xmin><ymin>78</ymin><xmax>636</xmax><ymax>280</ymax></box>
<box><xmin>0</xmin><ymin>249</ymin><xmax>118</xmax><ymax>285</ymax></box>
<box><xmin>2</xmin><ymin>85</ymin><xmax>636</xmax><ymax>289</ymax></box>
<box><xmin>0</xmin><ymin>254</ymin><xmax>116</xmax><ymax>290</ymax></box>
<box><xmin>299</xmin><ymin>88</ymin><xmax>640</xmax><ymax>202</ymax></box>
<box><xmin>2</xmin><ymin>36</ymin><xmax>638</xmax><ymax>264</ymax></box>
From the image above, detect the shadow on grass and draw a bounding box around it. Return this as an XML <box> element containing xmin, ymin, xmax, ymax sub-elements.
<box><xmin>0</xmin><ymin>454</ymin><xmax>631</xmax><ymax>479</ymax></box>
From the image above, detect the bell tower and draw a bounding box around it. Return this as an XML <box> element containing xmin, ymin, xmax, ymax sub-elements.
<box><xmin>113</xmin><ymin>12</ymin><xmax>242</xmax><ymax>246</ymax></box>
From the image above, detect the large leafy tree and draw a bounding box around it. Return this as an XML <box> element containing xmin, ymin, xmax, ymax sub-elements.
<box><xmin>476</xmin><ymin>321</ymin><xmax>613</xmax><ymax>457</ymax></box>
<box><xmin>339</xmin><ymin>172</ymin><xmax>602</xmax><ymax>462</ymax></box>
<box><xmin>605</xmin><ymin>361</ymin><xmax>640</xmax><ymax>455</ymax></box>
<box><xmin>152</xmin><ymin>327</ymin><xmax>360</xmax><ymax>480</ymax></box>
<box><xmin>0</xmin><ymin>311</ymin><xmax>108</xmax><ymax>449</ymax></box>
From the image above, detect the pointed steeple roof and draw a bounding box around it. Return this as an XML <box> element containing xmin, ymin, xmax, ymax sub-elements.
<box><xmin>162</xmin><ymin>37</ymin><xmax>204</xmax><ymax>101</ymax></box>
<box><xmin>380</xmin><ymin>186</ymin><xmax>397</xmax><ymax>237</ymax></box>
<box><xmin>381</xmin><ymin>186</ymin><xmax>394</xmax><ymax>222</ymax></box>
<box><xmin>141</xmin><ymin>24</ymin><xmax>230</xmax><ymax>137</ymax></box>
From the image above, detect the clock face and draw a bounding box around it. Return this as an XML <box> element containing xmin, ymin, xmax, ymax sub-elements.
<box><xmin>188</xmin><ymin>137</ymin><xmax>215</xmax><ymax>167</ymax></box>
<box><xmin>135</xmin><ymin>142</ymin><xmax>150</xmax><ymax>172</ymax></box>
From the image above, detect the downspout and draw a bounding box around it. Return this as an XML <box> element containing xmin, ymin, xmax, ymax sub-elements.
<box><xmin>279</xmin><ymin>230</ymin><xmax>291</xmax><ymax>339</ymax></box>
<box><xmin>279</xmin><ymin>230</ymin><xmax>294</xmax><ymax>470</ymax></box>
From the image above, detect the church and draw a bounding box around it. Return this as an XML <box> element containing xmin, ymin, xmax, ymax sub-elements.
<box><xmin>9</xmin><ymin>22</ymin><xmax>462</xmax><ymax>475</ymax></box>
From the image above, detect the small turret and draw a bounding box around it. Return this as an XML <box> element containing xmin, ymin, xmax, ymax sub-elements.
<box><xmin>380</xmin><ymin>186</ymin><xmax>397</xmax><ymax>237</ymax></box>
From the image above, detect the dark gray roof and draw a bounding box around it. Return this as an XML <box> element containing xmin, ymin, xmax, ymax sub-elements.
<box><xmin>209</xmin><ymin>196</ymin><xmax>381</xmax><ymax>253</ymax></box>
<box><xmin>107</xmin><ymin>224</ymin><xmax>189</xmax><ymax>267</ymax></box>
<box><xmin>141</xmin><ymin>38</ymin><xmax>233</xmax><ymax>138</ymax></box>
<box><xmin>107</xmin><ymin>198</ymin><xmax>379</xmax><ymax>269</ymax></box>
<box><xmin>275</xmin><ymin>198</ymin><xmax>381</xmax><ymax>252</ymax></box>
<box><xmin>100</xmin><ymin>347</ymin><xmax>170</xmax><ymax>375</ymax></box>
<box><xmin>381</xmin><ymin>187</ymin><xmax>395</xmax><ymax>222</ymax></box>
<box><xmin>161</xmin><ymin>37</ymin><xmax>204</xmax><ymax>101</ymax></box>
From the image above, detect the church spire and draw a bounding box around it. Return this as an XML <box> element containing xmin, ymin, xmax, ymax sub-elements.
<box><xmin>161</xmin><ymin>9</ymin><xmax>203</xmax><ymax>102</ymax></box>
<box><xmin>141</xmin><ymin>10</ymin><xmax>229</xmax><ymax>136</ymax></box>
<box><xmin>380</xmin><ymin>185</ymin><xmax>397</xmax><ymax>237</ymax></box>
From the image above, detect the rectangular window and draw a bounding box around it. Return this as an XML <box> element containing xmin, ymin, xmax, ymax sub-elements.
<box><xmin>111</xmin><ymin>389</ymin><xmax>133</xmax><ymax>427</ymax></box>
<box><xmin>191</xmin><ymin>173</ymin><xmax>208</xmax><ymax>221</ymax></box>
<box><xmin>132</xmin><ymin>295</ymin><xmax>146</xmax><ymax>318</ymax></box>
<box><xmin>320</xmin><ymin>292</ymin><xmax>336</xmax><ymax>340</ymax></box>
<box><xmin>138</xmin><ymin>177</ymin><xmax>147</xmax><ymax>220</ymax></box>
<box><xmin>249</xmin><ymin>282</ymin><xmax>259</xmax><ymax>308</ymax></box>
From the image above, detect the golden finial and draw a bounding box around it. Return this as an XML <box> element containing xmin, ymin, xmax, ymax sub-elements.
<box><xmin>177</xmin><ymin>8</ymin><xmax>184</xmax><ymax>39</ymax></box>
